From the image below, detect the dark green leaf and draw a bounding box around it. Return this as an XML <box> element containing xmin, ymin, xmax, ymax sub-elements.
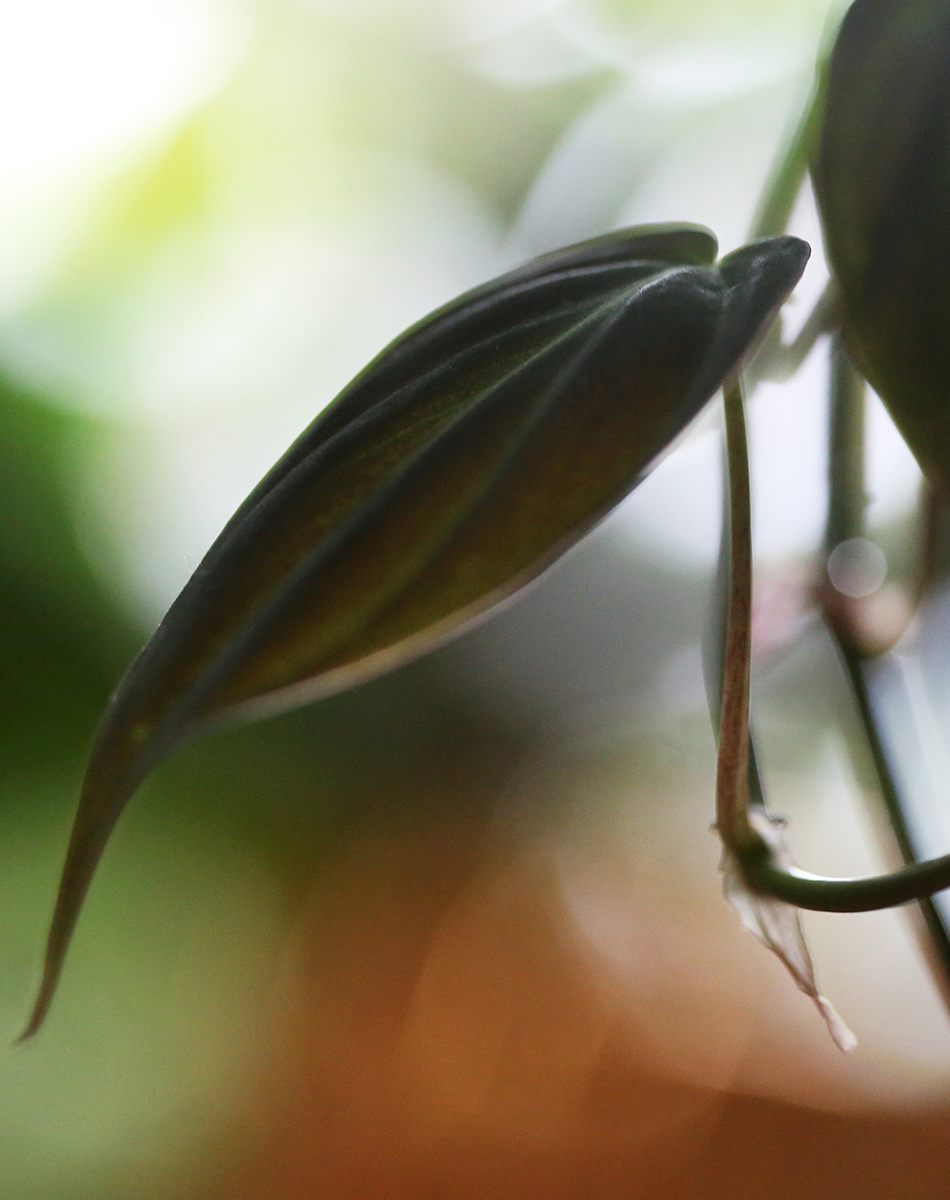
<box><xmin>812</xmin><ymin>0</ymin><xmax>950</xmax><ymax>494</ymax></box>
<box><xmin>24</xmin><ymin>223</ymin><xmax>808</xmax><ymax>1036</ymax></box>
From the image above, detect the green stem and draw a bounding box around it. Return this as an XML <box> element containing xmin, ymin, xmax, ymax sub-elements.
<box><xmin>824</xmin><ymin>336</ymin><xmax>866</xmax><ymax>550</ymax></box>
<box><xmin>716</xmin><ymin>376</ymin><xmax>756</xmax><ymax>852</ymax></box>
<box><xmin>820</xmin><ymin>339</ymin><xmax>950</xmax><ymax>973</ymax></box>
<box><xmin>751</xmin><ymin>84</ymin><xmax>824</xmax><ymax>240</ymax></box>
<box><xmin>717</xmin><ymin>343</ymin><xmax>950</xmax><ymax>919</ymax></box>
<box><xmin>752</xmin><ymin>282</ymin><xmax>837</xmax><ymax>384</ymax></box>
<box><xmin>744</xmin><ymin>846</ymin><xmax>950</xmax><ymax>913</ymax></box>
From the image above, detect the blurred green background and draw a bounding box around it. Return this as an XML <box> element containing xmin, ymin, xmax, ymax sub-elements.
<box><xmin>4</xmin><ymin>2</ymin><xmax>950</xmax><ymax>1198</ymax></box>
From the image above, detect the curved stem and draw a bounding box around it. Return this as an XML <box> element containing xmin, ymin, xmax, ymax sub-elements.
<box><xmin>752</xmin><ymin>281</ymin><xmax>837</xmax><ymax>384</ymax></box>
<box><xmin>819</xmin><ymin>339</ymin><xmax>950</xmax><ymax>978</ymax></box>
<box><xmin>743</xmin><ymin>843</ymin><xmax>950</xmax><ymax>913</ymax></box>
<box><xmin>716</xmin><ymin>376</ymin><xmax>756</xmax><ymax>852</ymax></box>
<box><xmin>718</xmin><ymin>351</ymin><xmax>950</xmax><ymax>921</ymax></box>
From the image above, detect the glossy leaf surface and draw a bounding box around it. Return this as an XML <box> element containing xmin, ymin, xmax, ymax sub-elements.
<box><xmin>25</xmin><ymin>224</ymin><xmax>808</xmax><ymax>1036</ymax></box>
<box><xmin>813</xmin><ymin>0</ymin><xmax>950</xmax><ymax>495</ymax></box>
